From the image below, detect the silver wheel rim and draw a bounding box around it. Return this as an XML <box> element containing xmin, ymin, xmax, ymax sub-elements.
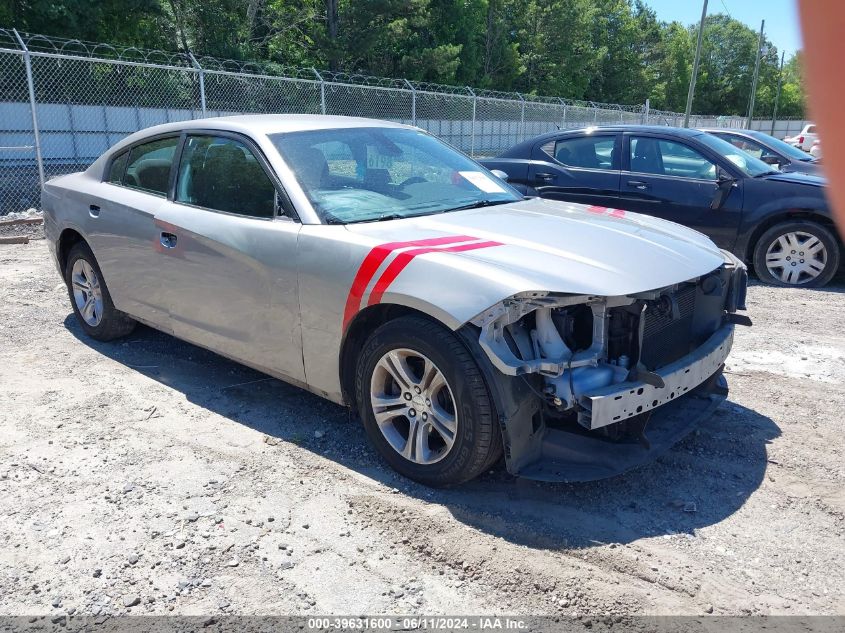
<box><xmin>370</xmin><ymin>348</ymin><xmax>458</xmax><ymax>465</ymax></box>
<box><xmin>71</xmin><ymin>259</ymin><xmax>104</xmax><ymax>326</ymax></box>
<box><xmin>765</xmin><ymin>231</ymin><xmax>827</xmax><ymax>285</ymax></box>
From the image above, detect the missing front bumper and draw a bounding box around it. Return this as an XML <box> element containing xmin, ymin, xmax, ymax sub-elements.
<box><xmin>578</xmin><ymin>324</ymin><xmax>734</xmax><ymax>430</ymax></box>
<box><xmin>503</xmin><ymin>324</ymin><xmax>735</xmax><ymax>482</ymax></box>
<box><xmin>516</xmin><ymin>371</ymin><xmax>729</xmax><ymax>482</ymax></box>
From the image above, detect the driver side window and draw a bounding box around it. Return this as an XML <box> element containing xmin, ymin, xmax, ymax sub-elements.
<box><xmin>629</xmin><ymin>137</ymin><xmax>717</xmax><ymax>181</ymax></box>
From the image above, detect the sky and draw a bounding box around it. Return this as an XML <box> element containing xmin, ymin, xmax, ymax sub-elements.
<box><xmin>644</xmin><ymin>0</ymin><xmax>803</xmax><ymax>59</ymax></box>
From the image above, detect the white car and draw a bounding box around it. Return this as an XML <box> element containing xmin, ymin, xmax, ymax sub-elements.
<box><xmin>784</xmin><ymin>123</ymin><xmax>818</xmax><ymax>151</ymax></box>
<box><xmin>810</xmin><ymin>138</ymin><xmax>822</xmax><ymax>159</ymax></box>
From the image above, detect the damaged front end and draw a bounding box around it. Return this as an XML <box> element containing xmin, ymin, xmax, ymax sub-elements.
<box><xmin>468</xmin><ymin>257</ymin><xmax>750</xmax><ymax>482</ymax></box>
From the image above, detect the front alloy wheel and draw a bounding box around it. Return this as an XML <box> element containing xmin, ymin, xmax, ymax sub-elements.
<box><xmin>370</xmin><ymin>348</ymin><xmax>458</xmax><ymax>465</ymax></box>
<box><xmin>356</xmin><ymin>315</ymin><xmax>502</xmax><ymax>486</ymax></box>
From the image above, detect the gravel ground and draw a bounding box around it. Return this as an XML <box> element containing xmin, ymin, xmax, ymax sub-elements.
<box><xmin>1</xmin><ymin>240</ymin><xmax>844</xmax><ymax>619</ymax></box>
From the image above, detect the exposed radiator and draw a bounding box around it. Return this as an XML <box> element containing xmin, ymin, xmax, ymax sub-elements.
<box><xmin>640</xmin><ymin>284</ymin><xmax>697</xmax><ymax>370</ymax></box>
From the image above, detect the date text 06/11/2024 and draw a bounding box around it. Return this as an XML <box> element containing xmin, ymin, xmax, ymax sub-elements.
<box><xmin>306</xmin><ymin>617</ymin><xmax>529</xmax><ymax>630</ymax></box>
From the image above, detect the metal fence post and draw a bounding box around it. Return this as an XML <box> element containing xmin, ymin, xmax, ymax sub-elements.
<box><xmin>557</xmin><ymin>98</ymin><xmax>567</xmax><ymax>129</ymax></box>
<box><xmin>13</xmin><ymin>29</ymin><xmax>44</xmax><ymax>191</ymax></box>
<box><xmin>403</xmin><ymin>79</ymin><xmax>416</xmax><ymax>126</ymax></box>
<box><xmin>466</xmin><ymin>87</ymin><xmax>476</xmax><ymax>157</ymax></box>
<box><xmin>516</xmin><ymin>92</ymin><xmax>525</xmax><ymax>142</ymax></box>
<box><xmin>312</xmin><ymin>68</ymin><xmax>326</xmax><ymax>115</ymax></box>
<box><xmin>188</xmin><ymin>52</ymin><xmax>207</xmax><ymax>116</ymax></box>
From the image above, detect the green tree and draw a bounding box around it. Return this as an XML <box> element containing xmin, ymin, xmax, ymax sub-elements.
<box><xmin>649</xmin><ymin>21</ymin><xmax>692</xmax><ymax>111</ymax></box>
<box><xmin>1</xmin><ymin>0</ymin><xmax>807</xmax><ymax>117</ymax></box>
<box><xmin>512</xmin><ymin>0</ymin><xmax>597</xmax><ymax>97</ymax></box>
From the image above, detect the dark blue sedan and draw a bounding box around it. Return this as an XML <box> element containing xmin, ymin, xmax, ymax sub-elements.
<box><xmin>481</xmin><ymin>126</ymin><xmax>840</xmax><ymax>287</ymax></box>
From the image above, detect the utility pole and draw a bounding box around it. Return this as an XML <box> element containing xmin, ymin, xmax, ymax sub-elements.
<box><xmin>771</xmin><ymin>50</ymin><xmax>785</xmax><ymax>136</ymax></box>
<box><xmin>684</xmin><ymin>0</ymin><xmax>708</xmax><ymax>128</ymax></box>
<box><xmin>746</xmin><ymin>19</ymin><xmax>766</xmax><ymax>129</ymax></box>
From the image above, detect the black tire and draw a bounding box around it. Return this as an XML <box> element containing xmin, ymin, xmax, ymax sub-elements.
<box><xmin>355</xmin><ymin>315</ymin><xmax>503</xmax><ymax>487</ymax></box>
<box><xmin>65</xmin><ymin>241</ymin><xmax>136</xmax><ymax>341</ymax></box>
<box><xmin>752</xmin><ymin>220</ymin><xmax>840</xmax><ymax>287</ymax></box>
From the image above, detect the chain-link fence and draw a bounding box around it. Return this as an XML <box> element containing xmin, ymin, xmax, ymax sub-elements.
<box><xmin>0</xmin><ymin>28</ymin><xmax>747</xmax><ymax>215</ymax></box>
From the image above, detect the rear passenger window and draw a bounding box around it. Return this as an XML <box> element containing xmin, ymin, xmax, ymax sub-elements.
<box><xmin>107</xmin><ymin>151</ymin><xmax>128</xmax><ymax>183</ymax></box>
<box><xmin>550</xmin><ymin>136</ymin><xmax>616</xmax><ymax>169</ymax></box>
<box><xmin>124</xmin><ymin>137</ymin><xmax>179</xmax><ymax>196</ymax></box>
<box><xmin>175</xmin><ymin>135</ymin><xmax>276</xmax><ymax>218</ymax></box>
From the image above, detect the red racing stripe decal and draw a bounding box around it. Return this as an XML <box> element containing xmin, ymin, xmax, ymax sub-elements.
<box><xmin>367</xmin><ymin>240</ymin><xmax>503</xmax><ymax>307</ymax></box>
<box><xmin>586</xmin><ymin>204</ymin><xmax>626</xmax><ymax>218</ymax></box>
<box><xmin>342</xmin><ymin>235</ymin><xmax>475</xmax><ymax>330</ymax></box>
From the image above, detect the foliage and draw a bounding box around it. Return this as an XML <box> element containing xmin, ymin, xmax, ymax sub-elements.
<box><xmin>4</xmin><ymin>0</ymin><xmax>805</xmax><ymax>116</ymax></box>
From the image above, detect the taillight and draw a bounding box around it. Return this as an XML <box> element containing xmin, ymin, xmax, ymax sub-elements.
<box><xmin>798</xmin><ymin>136</ymin><xmax>804</xmax><ymax>144</ymax></box>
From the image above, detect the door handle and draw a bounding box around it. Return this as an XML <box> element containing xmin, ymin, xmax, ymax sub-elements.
<box><xmin>89</xmin><ymin>204</ymin><xmax>100</xmax><ymax>217</ymax></box>
<box><xmin>626</xmin><ymin>180</ymin><xmax>650</xmax><ymax>190</ymax></box>
<box><xmin>535</xmin><ymin>172</ymin><xmax>555</xmax><ymax>182</ymax></box>
<box><xmin>160</xmin><ymin>232</ymin><xmax>177</xmax><ymax>249</ymax></box>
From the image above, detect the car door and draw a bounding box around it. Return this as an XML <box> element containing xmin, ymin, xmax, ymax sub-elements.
<box><xmin>528</xmin><ymin>133</ymin><xmax>621</xmax><ymax>206</ymax></box>
<box><xmin>153</xmin><ymin>132</ymin><xmax>305</xmax><ymax>383</ymax></box>
<box><xmin>86</xmin><ymin>135</ymin><xmax>181</xmax><ymax>330</ymax></box>
<box><xmin>619</xmin><ymin>133</ymin><xmax>743</xmax><ymax>249</ymax></box>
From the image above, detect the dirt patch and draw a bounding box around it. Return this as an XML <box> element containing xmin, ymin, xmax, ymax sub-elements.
<box><xmin>1</xmin><ymin>241</ymin><xmax>843</xmax><ymax>618</ymax></box>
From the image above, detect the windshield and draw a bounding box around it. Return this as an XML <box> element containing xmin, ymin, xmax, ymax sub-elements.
<box><xmin>271</xmin><ymin>127</ymin><xmax>520</xmax><ymax>224</ymax></box>
<box><xmin>748</xmin><ymin>130</ymin><xmax>815</xmax><ymax>161</ymax></box>
<box><xmin>696</xmin><ymin>132</ymin><xmax>775</xmax><ymax>177</ymax></box>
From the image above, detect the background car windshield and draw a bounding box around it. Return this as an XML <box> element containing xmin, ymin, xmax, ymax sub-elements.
<box><xmin>748</xmin><ymin>131</ymin><xmax>815</xmax><ymax>161</ymax></box>
<box><xmin>271</xmin><ymin>128</ymin><xmax>519</xmax><ymax>223</ymax></box>
<box><xmin>696</xmin><ymin>132</ymin><xmax>774</xmax><ymax>177</ymax></box>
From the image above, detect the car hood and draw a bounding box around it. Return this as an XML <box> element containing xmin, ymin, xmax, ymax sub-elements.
<box><xmin>344</xmin><ymin>197</ymin><xmax>726</xmax><ymax>298</ymax></box>
<box><xmin>759</xmin><ymin>170</ymin><xmax>826</xmax><ymax>187</ymax></box>
<box><xmin>782</xmin><ymin>160</ymin><xmax>824</xmax><ymax>176</ymax></box>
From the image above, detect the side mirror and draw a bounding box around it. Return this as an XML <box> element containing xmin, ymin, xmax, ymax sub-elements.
<box><xmin>490</xmin><ymin>169</ymin><xmax>509</xmax><ymax>182</ymax></box>
<box><xmin>761</xmin><ymin>155</ymin><xmax>781</xmax><ymax>166</ymax></box>
<box><xmin>710</xmin><ymin>170</ymin><xmax>736</xmax><ymax>210</ymax></box>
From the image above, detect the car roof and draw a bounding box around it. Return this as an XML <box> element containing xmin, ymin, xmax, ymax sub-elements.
<box><xmin>498</xmin><ymin>125</ymin><xmax>706</xmax><ymax>157</ymax></box>
<box><xmin>195</xmin><ymin>114</ymin><xmax>412</xmax><ymax>135</ymax></box>
<box><xmin>699</xmin><ymin>127</ymin><xmax>758</xmax><ymax>135</ymax></box>
<box><xmin>110</xmin><ymin>114</ymin><xmax>414</xmax><ymax>152</ymax></box>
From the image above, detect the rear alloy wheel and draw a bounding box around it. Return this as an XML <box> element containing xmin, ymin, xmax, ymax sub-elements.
<box><xmin>356</xmin><ymin>316</ymin><xmax>502</xmax><ymax>487</ymax></box>
<box><xmin>65</xmin><ymin>241</ymin><xmax>136</xmax><ymax>341</ymax></box>
<box><xmin>753</xmin><ymin>221</ymin><xmax>840</xmax><ymax>287</ymax></box>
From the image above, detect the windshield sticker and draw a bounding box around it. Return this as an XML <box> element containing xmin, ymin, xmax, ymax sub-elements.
<box><xmin>458</xmin><ymin>171</ymin><xmax>507</xmax><ymax>193</ymax></box>
<box><xmin>367</xmin><ymin>147</ymin><xmax>394</xmax><ymax>170</ymax></box>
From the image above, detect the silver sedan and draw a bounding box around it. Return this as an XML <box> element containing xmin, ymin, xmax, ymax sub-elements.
<box><xmin>43</xmin><ymin>115</ymin><xmax>750</xmax><ymax>486</ymax></box>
